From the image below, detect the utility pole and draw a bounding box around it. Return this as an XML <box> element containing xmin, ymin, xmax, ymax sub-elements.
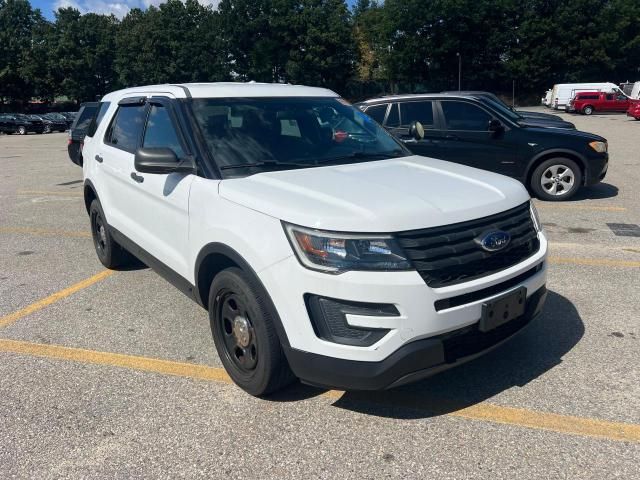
<box><xmin>456</xmin><ymin>52</ymin><xmax>461</xmax><ymax>91</ymax></box>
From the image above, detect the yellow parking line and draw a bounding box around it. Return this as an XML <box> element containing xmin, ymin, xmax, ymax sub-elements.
<box><xmin>0</xmin><ymin>270</ymin><xmax>114</xmax><ymax>329</ymax></box>
<box><xmin>17</xmin><ymin>190</ymin><xmax>83</xmax><ymax>197</ymax></box>
<box><xmin>0</xmin><ymin>338</ymin><xmax>638</xmax><ymax>443</ymax></box>
<box><xmin>534</xmin><ymin>204</ymin><xmax>626</xmax><ymax>212</ymax></box>
<box><xmin>549</xmin><ymin>256</ymin><xmax>640</xmax><ymax>268</ymax></box>
<box><xmin>0</xmin><ymin>226</ymin><xmax>91</xmax><ymax>238</ymax></box>
<box><xmin>0</xmin><ymin>339</ymin><xmax>231</xmax><ymax>383</ymax></box>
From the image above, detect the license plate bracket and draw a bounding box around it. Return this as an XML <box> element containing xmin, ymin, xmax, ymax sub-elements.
<box><xmin>480</xmin><ymin>287</ymin><xmax>527</xmax><ymax>332</ymax></box>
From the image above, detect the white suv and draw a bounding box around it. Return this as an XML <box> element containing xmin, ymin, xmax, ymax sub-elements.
<box><xmin>82</xmin><ymin>83</ymin><xmax>548</xmax><ymax>396</ymax></box>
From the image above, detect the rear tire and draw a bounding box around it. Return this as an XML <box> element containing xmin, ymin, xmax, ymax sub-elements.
<box><xmin>209</xmin><ymin>267</ymin><xmax>295</xmax><ymax>396</ymax></box>
<box><xmin>583</xmin><ymin>106</ymin><xmax>594</xmax><ymax>115</ymax></box>
<box><xmin>16</xmin><ymin>126</ymin><xmax>26</xmax><ymax>135</ymax></box>
<box><xmin>530</xmin><ymin>158</ymin><xmax>582</xmax><ymax>201</ymax></box>
<box><xmin>89</xmin><ymin>199</ymin><xmax>132</xmax><ymax>269</ymax></box>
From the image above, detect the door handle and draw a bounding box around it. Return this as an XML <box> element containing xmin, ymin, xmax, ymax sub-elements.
<box><xmin>130</xmin><ymin>172</ymin><xmax>144</xmax><ymax>183</ymax></box>
<box><xmin>95</xmin><ymin>155</ymin><xmax>103</xmax><ymax>163</ymax></box>
<box><xmin>444</xmin><ymin>134</ymin><xmax>459</xmax><ymax>140</ymax></box>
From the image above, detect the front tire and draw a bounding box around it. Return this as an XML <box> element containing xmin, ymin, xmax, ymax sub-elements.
<box><xmin>89</xmin><ymin>199</ymin><xmax>132</xmax><ymax>268</ymax></box>
<box><xmin>209</xmin><ymin>267</ymin><xmax>295</xmax><ymax>396</ymax></box>
<box><xmin>16</xmin><ymin>126</ymin><xmax>26</xmax><ymax>135</ymax></box>
<box><xmin>531</xmin><ymin>158</ymin><xmax>582</xmax><ymax>201</ymax></box>
<box><xmin>583</xmin><ymin>106</ymin><xmax>594</xmax><ymax>115</ymax></box>
<box><xmin>43</xmin><ymin>125</ymin><xmax>51</xmax><ymax>134</ymax></box>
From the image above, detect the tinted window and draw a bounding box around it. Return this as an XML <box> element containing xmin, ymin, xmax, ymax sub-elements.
<box><xmin>76</xmin><ymin>106</ymin><xmax>97</xmax><ymax>131</ymax></box>
<box><xmin>364</xmin><ymin>104</ymin><xmax>387</xmax><ymax>123</ymax></box>
<box><xmin>143</xmin><ymin>105</ymin><xmax>185</xmax><ymax>158</ymax></box>
<box><xmin>579</xmin><ymin>95</ymin><xmax>598</xmax><ymax>100</ymax></box>
<box><xmin>105</xmin><ymin>104</ymin><xmax>146</xmax><ymax>151</ymax></box>
<box><xmin>441</xmin><ymin>101</ymin><xmax>492</xmax><ymax>131</ymax></box>
<box><xmin>386</xmin><ymin>103</ymin><xmax>399</xmax><ymax>127</ymax></box>
<box><xmin>400</xmin><ymin>101</ymin><xmax>434</xmax><ymax>127</ymax></box>
<box><xmin>87</xmin><ymin>102</ymin><xmax>110</xmax><ymax>137</ymax></box>
<box><xmin>606</xmin><ymin>94</ymin><xmax>614</xmax><ymax>101</ymax></box>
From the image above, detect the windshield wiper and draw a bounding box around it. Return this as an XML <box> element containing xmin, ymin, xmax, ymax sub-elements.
<box><xmin>220</xmin><ymin>160</ymin><xmax>313</xmax><ymax>171</ymax></box>
<box><xmin>316</xmin><ymin>150</ymin><xmax>407</xmax><ymax>165</ymax></box>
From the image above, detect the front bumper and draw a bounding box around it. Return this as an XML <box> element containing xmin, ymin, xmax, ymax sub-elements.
<box><xmin>285</xmin><ymin>285</ymin><xmax>547</xmax><ymax>390</ymax></box>
<box><xmin>585</xmin><ymin>152</ymin><xmax>609</xmax><ymax>185</ymax></box>
<box><xmin>260</xmin><ymin>230</ymin><xmax>548</xmax><ymax>371</ymax></box>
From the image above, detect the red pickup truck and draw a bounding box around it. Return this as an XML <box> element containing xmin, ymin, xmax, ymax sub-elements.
<box><xmin>568</xmin><ymin>91</ymin><xmax>630</xmax><ymax>115</ymax></box>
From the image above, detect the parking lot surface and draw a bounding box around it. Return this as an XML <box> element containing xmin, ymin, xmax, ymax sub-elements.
<box><xmin>1</xmin><ymin>109</ymin><xmax>639</xmax><ymax>478</ymax></box>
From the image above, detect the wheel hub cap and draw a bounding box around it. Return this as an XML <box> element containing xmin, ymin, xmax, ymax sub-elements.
<box><xmin>233</xmin><ymin>315</ymin><xmax>251</xmax><ymax>348</ymax></box>
<box><xmin>541</xmin><ymin>164</ymin><xmax>574</xmax><ymax>196</ymax></box>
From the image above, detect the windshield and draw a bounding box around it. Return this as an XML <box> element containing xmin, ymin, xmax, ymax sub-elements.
<box><xmin>191</xmin><ymin>97</ymin><xmax>407</xmax><ymax>175</ymax></box>
<box><xmin>478</xmin><ymin>97</ymin><xmax>522</xmax><ymax>122</ymax></box>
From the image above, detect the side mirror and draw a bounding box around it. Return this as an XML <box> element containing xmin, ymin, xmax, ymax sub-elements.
<box><xmin>134</xmin><ymin>147</ymin><xmax>194</xmax><ymax>174</ymax></box>
<box><xmin>488</xmin><ymin>119</ymin><xmax>504</xmax><ymax>135</ymax></box>
<box><xmin>408</xmin><ymin>121</ymin><xmax>425</xmax><ymax>140</ymax></box>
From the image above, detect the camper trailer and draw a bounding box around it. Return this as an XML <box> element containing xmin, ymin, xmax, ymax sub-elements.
<box><xmin>541</xmin><ymin>89</ymin><xmax>552</xmax><ymax>106</ymax></box>
<box><xmin>549</xmin><ymin>83</ymin><xmax>620</xmax><ymax>110</ymax></box>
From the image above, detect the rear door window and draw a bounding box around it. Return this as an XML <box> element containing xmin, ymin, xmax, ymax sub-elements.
<box><xmin>399</xmin><ymin>101</ymin><xmax>434</xmax><ymax>128</ymax></box>
<box><xmin>104</xmin><ymin>104</ymin><xmax>147</xmax><ymax>152</ymax></box>
<box><xmin>441</xmin><ymin>101</ymin><xmax>492</xmax><ymax>131</ymax></box>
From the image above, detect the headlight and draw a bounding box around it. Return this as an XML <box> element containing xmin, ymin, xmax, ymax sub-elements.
<box><xmin>530</xmin><ymin>202</ymin><xmax>543</xmax><ymax>232</ymax></box>
<box><xmin>283</xmin><ymin>223</ymin><xmax>411</xmax><ymax>273</ymax></box>
<box><xmin>588</xmin><ymin>141</ymin><xmax>607</xmax><ymax>153</ymax></box>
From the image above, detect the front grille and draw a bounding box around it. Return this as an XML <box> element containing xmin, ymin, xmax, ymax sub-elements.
<box><xmin>395</xmin><ymin>202</ymin><xmax>539</xmax><ymax>288</ymax></box>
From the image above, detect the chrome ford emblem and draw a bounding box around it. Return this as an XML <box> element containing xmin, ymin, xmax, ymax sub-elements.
<box><xmin>478</xmin><ymin>230</ymin><xmax>511</xmax><ymax>252</ymax></box>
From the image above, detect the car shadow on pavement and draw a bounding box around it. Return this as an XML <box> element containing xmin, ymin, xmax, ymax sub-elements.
<box><xmin>275</xmin><ymin>290</ymin><xmax>584</xmax><ymax>417</ymax></box>
<box><xmin>567</xmin><ymin>182</ymin><xmax>618</xmax><ymax>200</ymax></box>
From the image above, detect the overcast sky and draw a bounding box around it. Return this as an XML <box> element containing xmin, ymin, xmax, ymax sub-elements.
<box><xmin>29</xmin><ymin>0</ymin><xmax>358</xmax><ymax>20</ymax></box>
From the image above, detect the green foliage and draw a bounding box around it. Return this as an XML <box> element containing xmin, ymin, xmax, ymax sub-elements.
<box><xmin>0</xmin><ymin>0</ymin><xmax>639</xmax><ymax>105</ymax></box>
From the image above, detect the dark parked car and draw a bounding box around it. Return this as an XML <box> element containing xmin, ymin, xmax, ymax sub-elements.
<box><xmin>28</xmin><ymin>114</ymin><xmax>67</xmax><ymax>133</ymax></box>
<box><xmin>68</xmin><ymin>102</ymin><xmax>100</xmax><ymax>166</ymax></box>
<box><xmin>441</xmin><ymin>91</ymin><xmax>571</xmax><ymax>127</ymax></box>
<box><xmin>356</xmin><ymin>94</ymin><xmax>609</xmax><ymax>201</ymax></box>
<box><xmin>47</xmin><ymin>112</ymin><xmax>73</xmax><ymax>129</ymax></box>
<box><xmin>0</xmin><ymin>114</ymin><xmax>45</xmax><ymax>134</ymax></box>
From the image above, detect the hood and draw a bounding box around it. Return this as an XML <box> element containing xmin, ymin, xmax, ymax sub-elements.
<box><xmin>522</xmin><ymin>125</ymin><xmax>606</xmax><ymax>142</ymax></box>
<box><xmin>219</xmin><ymin>156</ymin><xmax>530</xmax><ymax>232</ymax></box>
<box><xmin>517</xmin><ymin>110</ymin><xmax>563</xmax><ymax>121</ymax></box>
<box><xmin>518</xmin><ymin>118</ymin><xmax>575</xmax><ymax>129</ymax></box>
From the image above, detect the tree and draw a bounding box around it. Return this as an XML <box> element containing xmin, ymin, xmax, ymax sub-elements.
<box><xmin>0</xmin><ymin>0</ymin><xmax>43</xmax><ymax>104</ymax></box>
<box><xmin>116</xmin><ymin>0</ymin><xmax>227</xmax><ymax>87</ymax></box>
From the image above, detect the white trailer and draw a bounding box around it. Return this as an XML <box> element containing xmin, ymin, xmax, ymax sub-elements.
<box><xmin>541</xmin><ymin>89</ymin><xmax>552</xmax><ymax>106</ymax></box>
<box><xmin>630</xmin><ymin>82</ymin><xmax>640</xmax><ymax>99</ymax></box>
<box><xmin>550</xmin><ymin>82</ymin><xmax>620</xmax><ymax>110</ymax></box>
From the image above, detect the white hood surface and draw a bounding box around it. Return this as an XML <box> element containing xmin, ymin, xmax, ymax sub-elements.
<box><xmin>219</xmin><ymin>156</ymin><xmax>530</xmax><ymax>232</ymax></box>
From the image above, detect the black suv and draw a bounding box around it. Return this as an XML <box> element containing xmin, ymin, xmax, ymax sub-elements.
<box><xmin>0</xmin><ymin>114</ymin><xmax>44</xmax><ymax>135</ymax></box>
<box><xmin>356</xmin><ymin>94</ymin><xmax>608</xmax><ymax>201</ymax></box>
<box><xmin>67</xmin><ymin>102</ymin><xmax>99</xmax><ymax>166</ymax></box>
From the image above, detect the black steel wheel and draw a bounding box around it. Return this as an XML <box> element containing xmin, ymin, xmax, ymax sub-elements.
<box><xmin>89</xmin><ymin>199</ymin><xmax>132</xmax><ymax>268</ymax></box>
<box><xmin>217</xmin><ymin>291</ymin><xmax>259</xmax><ymax>372</ymax></box>
<box><xmin>209</xmin><ymin>267</ymin><xmax>295</xmax><ymax>396</ymax></box>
